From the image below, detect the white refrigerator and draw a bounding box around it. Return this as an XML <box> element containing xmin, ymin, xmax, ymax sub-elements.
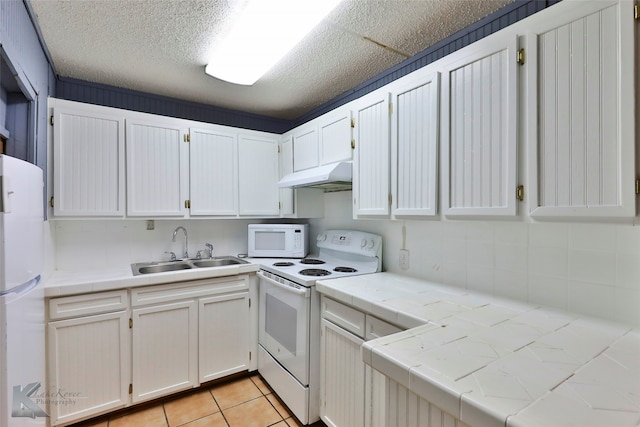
<box><xmin>0</xmin><ymin>155</ymin><xmax>45</xmax><ymax>427</ymax></box>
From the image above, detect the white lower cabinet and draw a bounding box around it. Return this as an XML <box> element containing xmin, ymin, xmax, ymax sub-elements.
<box><xmin>47</xmin><ymin>290</ymin><xmax>130</xmax><ymax>426</ymax></box>
<box><xmin>199</xmin><ymin>291</ymin><xmax>250</xmax><ymax>383</ymax></box>
<box><xmin>320</xmin><ymin>296</ymin><xmax>402</xmax><ymax>427</ymax></box>
<box><xmin>131</xmin><ymin>300</ymin><xmax>198</xmax><ymax>403</ymax></box>
<box><xmin>47</xmin><ymin>274</ymin><xmax>253</xmax><ymax>426</ymax></box>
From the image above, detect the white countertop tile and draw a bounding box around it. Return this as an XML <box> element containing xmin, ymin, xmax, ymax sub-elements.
<box><xmin>316</xmin><ymin>272</ymin><xmax>640</xmax><ymax>427</ymax></box>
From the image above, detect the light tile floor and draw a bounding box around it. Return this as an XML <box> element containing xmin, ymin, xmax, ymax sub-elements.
<box><xmin>69</xmin><ymin>374</ymin><xmax>326</xmax><ymax>427</ymax></box>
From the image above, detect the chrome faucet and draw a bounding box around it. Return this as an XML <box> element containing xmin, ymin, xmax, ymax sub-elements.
<box><xmin>172</xmin><ymin>226</ymin><xmax>189</xmax><ymax>259</ymax></box>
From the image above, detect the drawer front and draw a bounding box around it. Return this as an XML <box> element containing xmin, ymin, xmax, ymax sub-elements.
<box><xmin>365</xmin><ymin>314</ymin><xmax>402</xmax><ymax>340</ymax></box>
<box><xmin>131</xmin><ymin>275</ymin><xmax>249</xmax><ymax>307</ymax></box>
<box><xmin>49</xmin><ymin>289</ymin><xmax>128</xmax><ymax>320</ymax></box>
<box><xmin>321</xmin><ymin>296</ymin><xmax>365</xmax><ymax>338</ymax></box>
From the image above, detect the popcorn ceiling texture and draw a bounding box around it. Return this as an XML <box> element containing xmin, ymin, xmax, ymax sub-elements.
<box><xmin>30</xmin><ymin>0</ymin><xmax>512</xmax><ymax>119</ymax></box>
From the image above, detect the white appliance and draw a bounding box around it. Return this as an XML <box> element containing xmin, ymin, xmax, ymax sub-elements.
<box><xmin>277</xmin><ymin>161</ymin><xmax>352</xmax><ymax>191</ymax></box>
<box><xmin>248</xmin><ymin>223</ymin><xmax>308</xmax><ymax>258</ymax></box>
<box><xmin>0</xmin><ymin>155</ymin><xmax>45</xmax><ymax>427</ymax></box>
<box><xmin>257</xmin><ymin>230</ymin><xmax>382</xmax><ymax>425</ymax></box>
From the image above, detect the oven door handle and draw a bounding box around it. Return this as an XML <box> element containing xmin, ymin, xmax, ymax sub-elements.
<box><xmin>257</xmin><ymin>271</ymin><xmax>310</xmax><ymax>297</ymax></box>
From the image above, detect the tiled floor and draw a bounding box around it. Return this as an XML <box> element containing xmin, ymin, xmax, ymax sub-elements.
<box><xmin>69</xmin><ymin>374</ymin><xmax>326</xmax><ymax>427</ymax></box>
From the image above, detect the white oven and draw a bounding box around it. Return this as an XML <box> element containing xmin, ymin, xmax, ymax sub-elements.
<box><xmin>256</xmin><ymin>230</ymin><xmax>383</xmax><ymax>425</ymax></box>
<box><xmin>258</xmin><ymin>270</ymin><xmax>310</xmax><ymax>384</ymax></box>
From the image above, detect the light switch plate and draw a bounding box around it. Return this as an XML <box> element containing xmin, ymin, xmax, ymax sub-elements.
<box><xmin>399</xmin><ymin>249</ymin><xmax>410</xmax><ymax>270</ymax></box>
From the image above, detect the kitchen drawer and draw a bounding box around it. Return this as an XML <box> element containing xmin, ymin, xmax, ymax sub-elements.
<box><xmin>48</xmin><ymin>289</ymin><xmax>128</xmax><ymax>320</ymax></box>
<box><xmin>365</xmin><ymin>314</ymin><xmax>402</xmax><ymax>340</ymax></box>
<box><xmin>131</xmin><ymin>275</ymin><xmax>249</xmax><ymax>307</ymax></box>
<box><xmin>321</xmin><ymin>296</ymin><xmax>365</xmax><ymax>338</ymax></box>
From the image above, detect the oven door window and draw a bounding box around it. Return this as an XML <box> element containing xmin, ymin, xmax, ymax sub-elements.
<box><xmin>259</xmin><ymin>278</ymin><xmax>310</xmax><ymax>386</ymax></box>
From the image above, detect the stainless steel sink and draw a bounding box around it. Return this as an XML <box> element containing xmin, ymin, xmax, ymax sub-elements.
<box><xmin>192</xmin><ymin>256</ymin><xmax>246</xmax><ymax>268</ymax></box>
<box><xmin>131</xmin><ymin>256</ymin><xmax>248</xmax><ymax>276</ymax></box>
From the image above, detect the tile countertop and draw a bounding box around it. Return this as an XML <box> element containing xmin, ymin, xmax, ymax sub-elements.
<box><xmin>44</xmin><ymin>262</ymin><xmax>260</xmax><ymax>297</ymax></box>
<box><xmin>315</xmin><ymin>272</ymin><xmax>640</xmax><ymax>427</ymax></box>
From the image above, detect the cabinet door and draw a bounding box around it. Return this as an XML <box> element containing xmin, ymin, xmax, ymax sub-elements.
<box><xmin>52</xmin><ymin>103</ymin><xmax>125</xmax><ymax>217</ymax></box>
<box><xmin>190</xmin><ymin>127</ymin><xmax>238</xmax><ymax>216</ymax></box>
<box><xmin>319</xmin><ymin>107</ymin><xmax>353</xmax><ymax>165</ymax></box>
<box><xmin>353</xmin><ymin>92</ymin><xmax>392</xmax><ymax>218</ymax></box>
<box><xmin>238</xmin><ymin>134</ymin><xmax>279</xmax><ymax>215</ymax></box>
<box><xmin>320</xmin><ymin>318</ymin><xmax>365</xmax><ymax>427</ymax></box>
<box><xmin>293</xmin><ymin>123</ymin><xmax>319</xmax><ymax>171</ymax></box>
<box><xmin>526</xmin><ymin>0</ymin><xmax>635</xmax><ymax>218</ymax></box>
<box><xmin>131</xmin><ymin>300</ymin><xmax>197</xmax><ymax>403</ymax></box>
<box><xmin>199</xmin><ymin>291</ymin><xmax>249</xmax><ymax>383</ymax></box>
<box><xmin>48</xmin><ymin>311</ymin><xmax>130</xmax><ymax>425</ymax></box>
<box><xmin>391</xmin><ymin>71</ymin><xmax>440</xmax><ymax>217</ymax></box>
<box><xmin>126</xmin><ymin>118</ymin><xmax>188</xmax><ymax>217</ymax></box>
<box><xmin>442</xmin><ymin>34</ymin><xmax>519</xmax><ymax>217</ymax></box>
<box><xmin>279</xmin><ymin>135</ymin><xmax>295</xmax><ymax>216</ymax></box>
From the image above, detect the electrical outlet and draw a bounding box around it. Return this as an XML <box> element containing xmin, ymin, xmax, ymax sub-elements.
<box><xmin>399</xmin><ymin>249</ymin><xmax>410</xmax><ymax>270</ymax></box>
<box><xmin>146</xmin><ymin>220</ymin><xmax>155</xmax><ymax>230</ymax></box>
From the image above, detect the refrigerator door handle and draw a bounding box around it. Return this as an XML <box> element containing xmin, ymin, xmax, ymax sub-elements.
<box><xmin>0</xmin><ymin>275</ymin><xmax>41</xmax><ymax>297</ymax></box>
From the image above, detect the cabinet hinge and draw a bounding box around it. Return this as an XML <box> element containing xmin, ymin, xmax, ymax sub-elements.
<box><xmin>249</xmin><ymin>298</ymin><xmax>251</xmax><ymax>308</ymax></box>
<box><xmin>277</xmin><ymin>145</ymin><xmax>281</xmax><ymax>153</ymax></box>
<box><xmin>129</xmin><ymin>384</ymin><xmax>133</xmax><ymax>394</ymax></box>
<box><xmin>50</xmin><ymin>115</ymin><xmax>54</xmax><ymax>126</ymax></box>
<box><xmin>635</xmin><ymin>3</ymin><xmax>639</xmax><ymax>19</ymax></box>
<box><xmin>129</xmin><ymin>318</ymin><xmax>133</xmax><ymax>328</ymax></box>
<box><xmin>388</xmin><ymin>102</ymin><xmax>393</xmax><ymax>114</ymax></box>
<box><xmin>516</xmin><ymin>185</ymin><xmax>525</xmax><ymax>202</ymax></box>
<box><xmin>185</xmin><ymin>200</ymin><xmax>191</xmax><ymax>209</ymax></box>
<box><xmin>350</xmin><ymin>118</ymin><xmax>355</xmax><ymax>128</ymax></box>
<box><xmin>49</xmin><ymin>196</ymin><xmax>54</xmax><ymax>208</ymax></box>
<box><xmin>516</xmin><ymin>48</ymin><xmax>525</xmax><ymax>65</ymax></box>
<box><xmin>183</xmin><ymin>133</ymin><xmax>190</xmax><ymax>143</ymax></box>
<box><xmin>249</xmin><ymin>351</ymin><xmax>252</xmax><ymax>361</ymax></box>
<box><xmin>351</xmin><ymin>139</ymin><xmax>356</xmax><ymax>150</ymax></box>
<box><xmin>388</xmin><ymin>193</ymin><xmax>392</xmax><ymax>206</ymax></box>
<box><xmin>635</xmin><ymin>178</ymin><xmax>640</xmax><ymax>195</ymax></box>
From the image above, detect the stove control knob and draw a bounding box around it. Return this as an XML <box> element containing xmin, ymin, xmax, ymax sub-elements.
<box><xmin>367</xmin><ymin>239</ymin><xmax>376</xmax><ymax>249</ymax></box>
<box><xmin>360</xmin><ymin>238</ymin><xmax>367</xmax><ymax>248</ymax></box>
<box><xmin>317</xmin><ymin>233</ymin><xmax>327</xmax><ymax>242</ymax></box>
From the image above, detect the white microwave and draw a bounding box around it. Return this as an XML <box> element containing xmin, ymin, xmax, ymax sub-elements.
<box><xmin>248</xmin><ymin>224</ymin><xmax>309</xmax><ymax>258</ymax></box>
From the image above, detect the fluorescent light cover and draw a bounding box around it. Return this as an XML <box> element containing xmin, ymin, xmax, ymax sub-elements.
<box><xmin>205</xmin><ymin>0</ymin><xmax>342</xmax><ymax>86</ymax></box>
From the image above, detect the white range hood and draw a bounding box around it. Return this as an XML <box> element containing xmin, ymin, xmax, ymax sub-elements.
<box><xmin>278</xmin><ymin>161</ymin><xmax>352</xmax><ymax>191</ymax></box>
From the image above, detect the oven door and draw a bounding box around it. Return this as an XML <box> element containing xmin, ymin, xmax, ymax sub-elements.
<box><xmin>258</xmin><ymin>271</ymin><xmax>311</xmax><ymax>385</ymax></box>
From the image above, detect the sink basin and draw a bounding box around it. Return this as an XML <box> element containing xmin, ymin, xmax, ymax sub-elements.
<box><xmin>137</xmin><ymin>262</ymin><xmax>192</xmax><ymax>275</ymax></box>
<box><xmin>192</xmin><ymin>257</ymin><xmax>247</xmax><ymax>268</ymax></box>
<box><xmin>131</xmin><ymin>256</ymin><xmax>248</xmax><ymax>276</ymax></box>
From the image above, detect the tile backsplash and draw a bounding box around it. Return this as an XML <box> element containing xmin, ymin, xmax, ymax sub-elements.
<box><xmin>49</xmin><ymin>192</ymin><xmax>640</xmax><ymax>327</ymax></box>
<box><xmin>310</xmin><ymin>192</ymin><xmax>640</xmax><ymax>327</ymax></box>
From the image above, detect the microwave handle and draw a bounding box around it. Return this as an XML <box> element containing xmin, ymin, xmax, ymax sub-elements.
<box><xmin>257</xmin><ymin>271</ymin><xmax>310</xmax><ymax>298</ymax></box>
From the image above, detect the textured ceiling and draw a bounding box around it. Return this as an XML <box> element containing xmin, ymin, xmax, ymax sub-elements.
<box><xmin>30</xmin><ymin>0</ymin><xmax>513</xmax><ymax>120</ymax></box>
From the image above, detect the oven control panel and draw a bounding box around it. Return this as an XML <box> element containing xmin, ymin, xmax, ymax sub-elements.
<box><xmin>317</xmin><ymin>230</ymin><xmax>382</xmax><ymax>256</ymax></box>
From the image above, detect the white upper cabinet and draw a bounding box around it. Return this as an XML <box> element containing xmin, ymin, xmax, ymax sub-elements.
<box><xmin>441</xmin><ymin>33</ymin><xmax>519</xmax><ymax>217</ymax></box>
<box><xmin>318</xmin><ymin>106</ymin><xmax>353</xmax><ymax>165</ymax></box>
<box><xmin>391</xmin><ymin>70</ymin><xmax>440</xmax><ymax>218</ymax></box>
<box><xmin>238</xmin><ymin>133</ymin><xmax>280</xmax><ymax>216</ymax></box>
<box><xmin>52</xmin><ymin>100</ymin><xmax>125</xmax><ymax>217</ymax></box>
<box><xmin>353</xmin><ymin>91</ymin><xmax>392</xmax><ymax>218</ymax></box>
<box><xmin>126</xmin><ymin>117</ymin><xmax>188</xmax><ymax>217</ymax></box>
<box><xmin>189</xmin><ymin>127</ymin><xmax>238</xmax><ymax>216</ymax></box>
<box><xmin>526</xmin><ymin>0</ymin><xmax>636</xmax><ymax>218</ymax></box>
<box><xmin>292</xmin><ymin>123</ymin><xmax>319</xmax><ymax>171</ymax></box>
<box><xmin>279</xmin><ymin>135</ymin><xmax>295</xmax><ymax>216</ymax></box>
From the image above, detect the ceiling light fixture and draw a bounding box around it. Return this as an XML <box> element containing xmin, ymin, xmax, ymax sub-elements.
<box><xmin>205</xmin><ymin>0</ymin><xmax>342</xmax><ymax>86</ymax></box>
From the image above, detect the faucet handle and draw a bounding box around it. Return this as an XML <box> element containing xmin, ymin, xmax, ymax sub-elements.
<box><xmin>205</xmin><ymin>243</ymin><xmax>213</xmax><ymax>258</ymax></box>
<box><xmin>164</xmin><ymin>251</ymin><xmax>177</xmax><ymax>262</ymax></box>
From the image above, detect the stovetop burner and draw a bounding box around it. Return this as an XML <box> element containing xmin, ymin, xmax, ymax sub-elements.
<box><xmin>300</xmin><ymin>258</ymin><xmax>325</xmax><ymax>265</ymax></box>
<box><xmin>273</xmin><ymin>262</ymin><xmax>295</xmax><ymax>267</ymax></box>
<box><xmin>334</xmin><ymin>266</ymin><xmax>357</xmax><ymax>273</ymax></box>
<box><xmin>299</xmin><ymin>268</ymin><xmax>332</xmax><ymax>277</ymax></box>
